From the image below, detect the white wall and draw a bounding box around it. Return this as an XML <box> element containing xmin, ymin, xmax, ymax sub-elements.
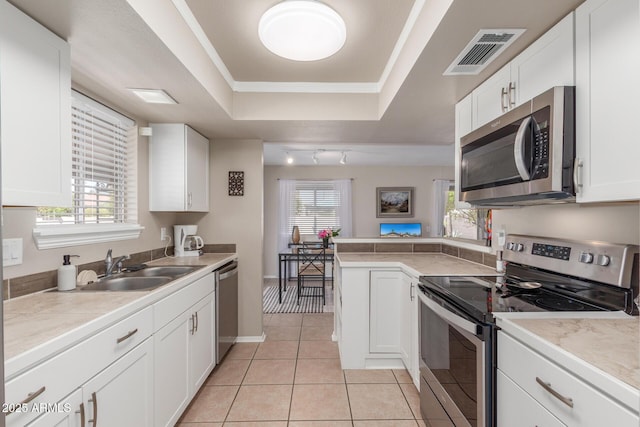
<box><xmin>179</xmin><ymin>139</ymin><xmax>264</xmax><ymax>338</ymax></box>
<box><xmin>263</xmin><ymin>164</ymin><xmax>455</xmax><ymax>277</ymax></box>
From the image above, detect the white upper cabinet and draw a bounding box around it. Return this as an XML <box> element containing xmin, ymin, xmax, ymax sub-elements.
<box><xmin>510</xmin><ymin>13</ymin><xmax>575</xmax><ymax>108</ymax></box>
<box><xmin>574</xmin><ymin>0</ymin><xmax>640</xmax><ymax>202</ymax></box>
<box><xmin>472</xmin><ymin>65</ymin><xmax>512</xmax><ymax>128</ymax></box>
<box><xmin>472</xmin><ymin>12</ymin><xmax>575</xmax><ymax>129</ymax></box>
<box><xmin>454</xmin><ymin>93</ymin><xmax>473</xmax><ymax>209</ymax></box>
<box><xmin>0</xmin><ymin>0</ymin><xmax>71</xmax><ymax>207</ymax></box>
<box><xmin>149</xmin><ymin>124</ymin><xmax>210</xmax><ymax>212</ymax></box>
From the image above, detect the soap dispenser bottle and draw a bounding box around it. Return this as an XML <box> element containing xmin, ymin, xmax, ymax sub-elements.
<box><xmin>58</xmin><ymin>254</ymin><xmax>79</xmax><ymax>291</ymax></box>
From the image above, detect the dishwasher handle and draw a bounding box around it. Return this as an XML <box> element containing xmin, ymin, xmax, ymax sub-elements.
<box><xmin>217</xmin><ymin>261</ymin><xmax>238</xmax><ymax>280</ymax></box>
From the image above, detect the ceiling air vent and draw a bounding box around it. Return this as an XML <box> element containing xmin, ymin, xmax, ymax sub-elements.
<box><xmin>444</xmin><ymin>29</ymin><xmax>525</xmax><ymax>76</ymax></box>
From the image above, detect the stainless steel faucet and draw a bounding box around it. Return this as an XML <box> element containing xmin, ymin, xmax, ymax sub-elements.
<box><xmin>104</xmin><ymin>249</ymin><xmax>129</xmax><ymax>276</ymax></box>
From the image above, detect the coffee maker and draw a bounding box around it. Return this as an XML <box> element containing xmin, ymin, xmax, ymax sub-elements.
<box><xmin>174</xmin><ymin>225</ymin><xmax>204</xmax><ymax>257</ymax></box>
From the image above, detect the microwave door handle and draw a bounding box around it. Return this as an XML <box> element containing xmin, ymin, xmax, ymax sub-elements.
<box><xmin>514</xmin><ymin>116</ymin><xmax>532</xmax><ymax>180</ymax></box>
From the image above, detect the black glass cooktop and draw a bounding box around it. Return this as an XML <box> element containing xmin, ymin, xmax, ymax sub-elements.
<box><xmin>418</xmin><ymin>271</ymin><xmax>623</xmax><ymax>324</ymax></box>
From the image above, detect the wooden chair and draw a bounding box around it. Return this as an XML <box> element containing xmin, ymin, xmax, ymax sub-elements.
<box><xmin>297</xmin><ymin>246</ymin><xmax>326</xmax><ymax>305</ymax></box>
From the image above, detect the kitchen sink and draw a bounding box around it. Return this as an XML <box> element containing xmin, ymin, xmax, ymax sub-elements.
<box><xmin>127</xmin><ymin>265</ymin><xmax>202</xmax><ymax>277</ymax></box>
<box><xmin>79</xmin><ymin>265</ymin><xmax>203</xmax><ymax>291</ymax></box>
<box><xmin>81</xmin><ymin>276</ymin><xmax>172</xmax><ymax>291</ymax></box>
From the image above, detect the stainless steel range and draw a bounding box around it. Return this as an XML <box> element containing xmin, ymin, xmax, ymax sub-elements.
<box><xmin>417</xmin><ymin>235</ymin><xmax>639</xmax><ymax>427</ymax></box>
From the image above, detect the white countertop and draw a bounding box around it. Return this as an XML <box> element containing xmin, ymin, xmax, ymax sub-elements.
<box><xmin>495</xmin><ymin>312</ymin><xmax>640</xmax><ymax>412</ymax></box>
<box><xmin>3</xmin><ymin>253</ymin><xmax>236</xmax><ymax>379</ymax></box>
<box><xmin>336</xmin><ymin>252</ymin><xmax>499</xmax><ymax>277</ymax></box>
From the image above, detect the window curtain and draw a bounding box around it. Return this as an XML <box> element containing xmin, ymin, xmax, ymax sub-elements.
<box><xmin>432</xmin><ymin>179</ymin><xmax>452</xmax><ymax>237</ymax></box>
<box><xmin>334</xmin><ymin>179</ymin><xmax>352</xmax><ymax>237</ymax></box>
<box><xmin>278</xmin><ymin>179</ymin><xmax>297</xmax><ymax>252</ymax></box>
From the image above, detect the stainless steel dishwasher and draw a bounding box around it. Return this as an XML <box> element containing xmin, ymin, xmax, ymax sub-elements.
<box><xmin>215</xmin><ymin>260</ymin><xmax>238</xmax><ymax>363</ymax></box>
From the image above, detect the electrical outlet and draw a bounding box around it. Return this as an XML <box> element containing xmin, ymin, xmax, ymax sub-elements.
<box><xmin>160</xmin><ymin>227</ymin><xmax>168</xmax><ymax>241</ymax></box>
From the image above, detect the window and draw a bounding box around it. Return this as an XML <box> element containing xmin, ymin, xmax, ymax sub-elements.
<box><xmin>33</xmin><ymin>91</ymin><xmax>142</xmax><ymax>249</ymax></box>
<box><xmin>443</xmin><ymin>183</ymin><xmax>488</xmax><ymax>240</ymax></box>
<box><xmin>278</xmin><ymin>179</ymin><xmax>352</xmax><ymax>251</ymax></box>
<box><xmin>432</xmin><ymin>179</ymin><xmax>487</xmax><ymax>241</ymax></box>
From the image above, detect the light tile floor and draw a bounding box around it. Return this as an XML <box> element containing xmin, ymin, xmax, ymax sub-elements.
<box><xmin>177</xmin><ymin>312</ymin><xmax>426</xmax><ymax>426</ymax></box>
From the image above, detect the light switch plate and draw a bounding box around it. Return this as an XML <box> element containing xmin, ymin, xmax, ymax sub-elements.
<box><xmin>3</xmin><ymin>238</ymin><xmax>23</xmax><ymax>266</ymax></box>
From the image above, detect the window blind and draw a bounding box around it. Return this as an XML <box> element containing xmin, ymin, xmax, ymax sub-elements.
<box><xmin>36</xmin><ymin>91</ymin><xmax>137</xmax><ymax>224</ymax></box>
<box><xmin>287</xmin><ymin>181</ymin><xmax>342</xmax><ymax>235</ymax></box>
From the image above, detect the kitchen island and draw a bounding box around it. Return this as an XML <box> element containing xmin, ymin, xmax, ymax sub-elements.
<box><xmin>334</xmin><ymin>251</ymin><xmax>499</xmax><ymax>387</ymax></box>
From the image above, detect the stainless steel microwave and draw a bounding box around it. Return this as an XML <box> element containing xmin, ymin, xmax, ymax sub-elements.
<box><xmin>459</xmin><ymin>86</ymin><xmax>575</xmax><ymax>206</ymax></box>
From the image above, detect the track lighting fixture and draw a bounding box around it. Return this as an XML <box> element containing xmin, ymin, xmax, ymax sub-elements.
<box><xmin>286</xmin><ymin>152</ymin><xmax>294</xmax><ymax>164</ymax></box>
<box><xmin>312</xmin><ymin>152</ymin><xmax>319</xmax><ymax>164</ymax></box>
<box><xmin>340</xmin><ymin>152</ymin><xmax>347</xmax><ymax>165</ymax></box>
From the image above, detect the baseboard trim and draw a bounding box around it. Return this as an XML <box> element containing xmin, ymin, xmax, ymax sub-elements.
<box><xmin>235</xmin><ymin>333</ymin><xmax>266</xmax><ymax>343</ymax></box>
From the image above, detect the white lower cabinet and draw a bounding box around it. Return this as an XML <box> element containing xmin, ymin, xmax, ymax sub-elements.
<box><xmin>369</xmin><ymin>271</ymin><xmax>415</xmax><ymax>373</ymax></box>
<box><xmin>81</xmin><ymin>338</ymin><xmax>154</xmax><ymax>427</ymax></box>
<box><xmin>338</xmin><ymin>265</ymin><xmax>418</xmax><ymax>385</ymax></box>
<box><xmin>498</xmin><ymin>331</ymin><xmax>639</xmax><ymax>427</ymax></box>
<box><xmin>6</xmin><ymin>307</ymin><xmax>153</xmax><ymax>427</ymax></box>
<box><xmin>6</xmin><ymin>268</ymin><xmax>223</xmax><ymax>427</ymax></box>
<box><xmin>497</xmin><ymin>370</ymin><xmax>566</xmax><ymax>427</ymax></box>
<box><xmin>154</xmin><ymin>282</ymin><xmax>216</xmax><ymax>427</ymax></box>
<box><xmin>25</xmin><ymin>389</ymin><xmax>84</xmax><ymax>427</ymax></box>
<box><xmin>25</xmin><ymin>338</ymin><xmax>154</xmax><ymax>427</ymax></box>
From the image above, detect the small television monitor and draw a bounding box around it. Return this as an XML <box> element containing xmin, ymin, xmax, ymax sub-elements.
<box><xmin>380</xmin><ymin>223</ymin><xmax>422</xmax><ymax>238</ymax></box>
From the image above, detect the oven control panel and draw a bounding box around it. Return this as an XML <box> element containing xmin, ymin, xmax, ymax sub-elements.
<box><xmin>531</xmin><ymin>243</ymin><xmax>571</xmax><ymax>260</ymax></box>
<box><xmin>503</xmin><ymin>234</ymin><xmax>639</xmax><ymax>288</ymax></box>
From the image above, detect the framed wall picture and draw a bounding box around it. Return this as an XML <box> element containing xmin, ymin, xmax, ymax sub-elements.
<box><xmin>228</xmin><ymin>171</ymin><xmax>244</xmax><ymax>196</ymax></box>
<box><xmin>376</xmin><ymin>187</ymin><xmax>414</xmax><ymax>218</ymax></box>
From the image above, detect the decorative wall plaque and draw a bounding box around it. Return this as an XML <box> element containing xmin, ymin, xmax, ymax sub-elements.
<box><xmin>228</xmin><ymin>171</ymin><xmax>244</xmax><ymax>196</ymax></box>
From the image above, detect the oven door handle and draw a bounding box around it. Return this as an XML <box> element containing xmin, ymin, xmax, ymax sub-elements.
<box><xmin>418</xmin><ymin>291</ymin><xmax>478</xmax><ymax>336</ymax></box>
<box><xmin>514</xmin><ymin>116</ymin><xmax>532</xmax><ymax>181</ymax></box>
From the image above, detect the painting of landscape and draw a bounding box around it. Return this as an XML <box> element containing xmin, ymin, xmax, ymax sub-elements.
<box><xmin>380</xmin><ymin>223</ymin><xmax>422</xmax><ymax>237</ymax></box>
<box><xmin>376</xmin><ymin>187</ymin><xmax>414</xmax><ymax>218</ymax></box>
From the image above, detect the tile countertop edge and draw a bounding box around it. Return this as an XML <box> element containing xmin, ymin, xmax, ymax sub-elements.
<box><xmin>4</xmin><ymin>253</ymin><xmax>237</xmax><ymax>379</ymax></box>
<box><xmin>494</xmin><ymin>312</ymin><xmax>640</xmax><ymax>412</ymax></box>
<box><xmin>332</xmin><ymin>237</ymin><xmax>494</xmax><ymax>254</ymax></box>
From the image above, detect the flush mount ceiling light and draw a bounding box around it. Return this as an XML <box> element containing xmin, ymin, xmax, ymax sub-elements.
<box><xmin>129</xmin><ymin>88</ymin><xmax>177</xmax><ymax>104</ymax></box>
<box><xmin>258</xmin><ymin>0</ymin><xmax>346</xmax><ymax>61</ymax></box>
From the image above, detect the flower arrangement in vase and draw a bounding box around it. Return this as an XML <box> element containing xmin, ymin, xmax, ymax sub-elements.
<box><xmin>317</xmin><ymin>228</ymin><xmax>340</xmax><ymax>247</ymax></box>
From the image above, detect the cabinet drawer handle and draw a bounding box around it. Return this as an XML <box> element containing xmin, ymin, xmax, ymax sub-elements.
<box><xmin>77</xmin><ymin>402</ymin><xmax>86</xmax><ymax>427</ymax></box>
<box><xmin>7</xmin><ymin>386</ymin><xmax>46</xmax><ymax>413</ymax></box>
<box><xmin>501</xmin><ymin>87</ymin><xmax>509</xmax><ymax>112</ymax></box>
<box><xmin>88</xmin><ymin>392</ymin><xmax>98</xmax><ymax>426</ymax></box>
<box><xmin>508</xmin><ymin>81</ymin><xmax>516</xmax><ymax>107</ymax></box>
<box><xmin>116</xmin><ymin>328</ymin><xmax>138</xmax><ymax>344</ymax></box>
<box><xmin>573</xmin><ymin>158</ymin><xmax>583</xmax><ymax>193</ymax></box>
<box><xmin>536</xmin><ymin>377</ymin><xmax>574</xmax><ymax>408</ymax></box>
<box><xmin>195</xmin><ymin>311</ymin><xmax>199</xmax><ymax>333</ymax></box>
<box><xmin>191</xmin><ymin>314</ymin><xmax>195</xmax><ymax>335</ymax></box>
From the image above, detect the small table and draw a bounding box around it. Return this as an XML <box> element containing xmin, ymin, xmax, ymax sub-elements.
<box><xmin>278</xmin><ymin>248</ymin><xmax>334</xmax><ymax>303</ymax></box>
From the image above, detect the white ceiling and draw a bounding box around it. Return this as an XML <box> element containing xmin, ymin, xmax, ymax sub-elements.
<box><xmin>8</xmin><ymin>0</ymin><xmax>584</xmax><ymax>165</ymax></box>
